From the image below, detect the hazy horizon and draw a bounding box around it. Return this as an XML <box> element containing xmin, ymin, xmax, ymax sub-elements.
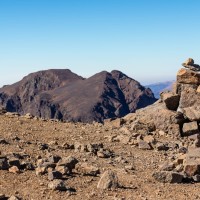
<box><xmin>0</xmin><ymin>67</ymin><xmax>176</xmax><ymax>87</ymax></box>
<box><xmin>0</xmin><ymin>0</ymin><xmax>199</xmax><ymax>86</ymax></box>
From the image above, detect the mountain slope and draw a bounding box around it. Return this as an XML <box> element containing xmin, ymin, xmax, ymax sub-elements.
<box><xmin>0</xmin><ymin>69</ymin><xmax>157</xmax><ymax>122</ymax></box>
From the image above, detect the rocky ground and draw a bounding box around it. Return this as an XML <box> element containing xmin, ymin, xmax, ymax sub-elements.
<box><xmin>0</xmin><ymin>112</ymin><xmax>200</xmax><ymax>200</ymax></box>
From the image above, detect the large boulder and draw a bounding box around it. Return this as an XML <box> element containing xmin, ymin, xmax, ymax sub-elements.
<box><xmin>177</xmin><ymin>68</ymin><xmax>200</xmax><ymax>85</ymax></box>
<box><xmin>161</xmin><ymin>92</ymin><xmax>180</xmax><ymax>111</ymax></box>
<box><xmin>124</xmin><ymin>102</ymin><xmax>181</xmax><ymax>135</ymax></box>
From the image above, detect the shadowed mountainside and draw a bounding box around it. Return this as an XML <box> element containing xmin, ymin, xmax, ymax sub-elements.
<box><xmin>0</xmin><ymin>69</ymin><xmax>156</xmax><ymax>122</ymax></box>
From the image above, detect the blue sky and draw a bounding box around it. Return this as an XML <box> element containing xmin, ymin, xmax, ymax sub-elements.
<box><xmin>0</xmin><ymin>0</ymin><xmax>200</xmax><ymax>86</ymax></box>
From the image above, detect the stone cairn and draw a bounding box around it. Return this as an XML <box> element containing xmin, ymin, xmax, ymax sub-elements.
<box><xmin>156</xmin><ymin>58</ymin><xmax>200</xmax><ymax>183</ymax></box>
<box><xmin>158</xmin><ymin>58</ymin><xmax>200</xmax><ymax>137</ymax></box>
<box><xmin>121</xmin><ymin>58</ymin><xmax>200</xmax><ymax>183</ymax></box>
<box><xmin>176</xmin><ymin>58</ymin><xmax>200</xmax><ymax>136</ymax></box>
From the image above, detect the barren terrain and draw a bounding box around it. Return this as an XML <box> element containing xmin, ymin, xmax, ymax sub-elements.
<box><xmin>0</xmin><ymin>113</ymin><xmax>199</xmax><ymax>200</ymax></box>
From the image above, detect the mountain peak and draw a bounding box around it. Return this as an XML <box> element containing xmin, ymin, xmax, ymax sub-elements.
<box><xmin>0</xmin><ymin>69</ymin><xmax>156</xmax><ymax>122</ymax></box>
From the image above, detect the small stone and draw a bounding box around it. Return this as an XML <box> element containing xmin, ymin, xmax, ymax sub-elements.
<box><xmin>97</xmin><ymin>148</ymin><xmax>113</xmax><ymax>158</ymax></box>
<box><xmin>104</xmin><ymin>118</ymin><xmax>125</xmax><ymax>128</ymax></box>
<box><xmin>0</xmin><ymin>157</ymin><xmax>9</xmax><ymax>170</ymax></box>
<box><xmin>97</xmin><ymin>170</ymin><xmax>119</xmax><ymax>189</ymax></box>
<box><xmin>159</xmin><ymin>161</ymin><xmax>174</xmax><ymax>171</ymax></box>
<box><xmin>0</xmin><ymin>106</ymin><xmax>7</xmax><ymax>115</ymax></box>
<box><xmin>152</xmin><ymin>171</ymin><xmax>183</xmax><ymax>183</ymax></box>
<box><xmin>48</xmin><ymin>180</ymin><xmax>68</xmax><ymax>191</ymax></box>
<box><xmin>8</xmin><ymin>158</ymin><xmax>21</xmax><ymax>168</ymax></box>
<box><xmin>38</xmin><ymin>143</ymin><xmax>49</xmax><ymax>150</ymax></box>
<box><xmin>61</xmin><ymin>143</ymin><xmax>74</xmax><ymax>150</ymax></box>
<box><xmin>197</xmin><ymin>86</ymin><xmax>200</xmax><ymax>93</ymax></box>
<box><xmin>143</xmin><ymin>135</ymin><xmax>155</xmax><ymax>144</ymax></box>
<box><xmin>48</xmin><ymin>155</ymin><xmax>61</xmax><ymax>163</ymax></box>
<box><xmin>125</xmin><ymin>165</ymin><xmax>135</xmax><ymax>170</ymax></box>
<box><xmin>156</xmin><ymin>142</ymin><xmax>169</xmax><ymax>151</ymax></box>
<box><xmin>184</xmin><ymin>148</ymin><xmax>200</xmax><ymax>176</ymax></box>
<box><xmin>48</xmin><ymin>141</ymin><xmax>58</xmax><ymax>146</ymax></box>
<box><xmin>178</xmin><ymin>147</ymin><xmax>188</xmax><ymax>154</ymax></box>
<box><xmin>158</xmin><ymin>130</ymin><xmax>166</xmax><ymax>136</ymax></box>
<box><xmin>21</xmin><ymin>161</ymin><xmax>35</xmax><ymax>170</ymax></box>
<box><xmin>48</xmin><ymin>171</ymin><xmax>62</xmax><ymax>181</ymax></box>
<box><xmin>55</xmin><ymin>165</ymin><xmax>69</xmax><ymax>175</ymax></box>
<box><xmin>57</xmin><ymin>156</ymin><xmax>78</xmax><ymax>174</ymax></box>
<box><xmin>23</xmin><ymin>113</ymin><xmax>34</xmax><ymax>119</ymax></box>
<box><xmin>161</xmin><ymin>92</ymin><xmax>180</xmax><ymax>111</ymax></box>
<box><xmin>0</xmin><ymin>139</ymin><xmax>9</xmax><ymax>145</ymax></box>
<box><xmin>76</xmin><ymin>163</ymin><xmax>100</xmax><ymax>176</ymax></box>
<box><xmin>138</xmin><ymin>140</ymin><xmax>152</xmax><ymax>150</ymax></box>
<box><xmin>184</xmin><ymin>164</ymin><xmax>200</xmax><ymax>177</ymax></box>
<box><xmin>0</xmin><ymin>194</ymin><xmax>6</xmax><ymax>200</ymax></box>
<box><xmin>175</xmin><ymin>164</ymin><xmax>184</xmax><ymax>173</ymax></box>
<box><xmin>182</xmin><ymin>122</ymin><xmax>199</xmax><ymax>136</ymax></box>
<box><xmin>35</xmin><ymin>166</ymin><xmax>47</xmax><ymax>175</ymax></box>
<box><xmin>8</xmin><ymin>196</ymin><xmax>20</xmax><ymax>200</ymax></box>
<box><xmin>193</xmin><ymin>174</ymin><xmax>200</xmax><ymax>182</ymax></box>
<box><xmin>87</xmin><ymin>143</ymin><xmax>103</xmax><ymax>154</ymax></box>
<box><xmin>9</xmin><ymin>166</ymin><xmax>20</xmax><ymax>174</ymax></box>
<box><xmin>175</xmin><ymin>154</ymin><xmax>186</xmax><ymax>165</ymax></box>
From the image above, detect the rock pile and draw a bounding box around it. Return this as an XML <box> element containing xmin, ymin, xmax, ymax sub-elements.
<box><xmin>122</xmin><ymin>58</ymin><xmax>200</xmax><ymax>138</ymax></box>
<box><xmin>182</xmin><ymin>58</ymin><xmax>200</xmax><ymax>71</ymax></box>
<box><xmin>117</xmin><ymin>58</ymin><xmax>200</xmax><ymax>183</ymax></box>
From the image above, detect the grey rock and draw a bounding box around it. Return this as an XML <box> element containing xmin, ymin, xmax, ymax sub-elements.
<box><xmin>193</xmin><ymin>174</ymin><xmax>200</xmax><ymax>182</ymax></box>
<box><xmin>8</xmin><ymin>158</ymin><xmax>20</xmax><ymax>168</ymax></box>
<box><xmin>0</xmin><ymin>194</ymin><xmax>6</xmax><ymax>200</ymax></box>
<box><xmin>57</xmin><ymin>156</ymin><xmax>78</xmax><ymax>174</ymax></box>
<box><xmin>48</xmin><ymin>171</ymin><xmax>62</xmax><ymax>181</ymax></box>
<box><xmin>0</xmin><ymin>157</ymin><xmax>8</xmax><ymax>170</ymax></box>
<box><xmin>0</xmin><ymin>139</ymin><xmax>9</xmax><ymax>145</ymax></box>
<box><xmin>159</xmin><ymin>161</ymin><xmax>175</xmax><ymax>171</ymax></box>
<box><xmin>138</xmin><ymin>140</ymin><xmax>152</xmax><ymax>150</ymax></box>
<box><xmin>48</xmin><ymin>180</ymin><xmax>68</xmax><ymax>191</ymax></box>
<box><xmin>156</xmin><ymin>142</ymin><xmax>169</xmax><ymax>151</ymax></box>
<box><xmin>183</xmin><ymin>122</ymin><xmax>199</xmax><ymax>136</ymax></box>
<box><xmin>47</xmin><ymin>155</ymin><xmax>61</xmax><ymax>163</ymax></box>
<box><xmin>152</xmin><ymin>171</ymin><xmax>183</xmax><ymax>183</ymax></box>
<box><xmin>76</xmin><ymin>163</ymin><xmax>100</xmax><ymax>176</ymax></box>
<box><xmin>97</xmin><ymin>170</ymin><xmax>119</xmax><ymax>189</ymax></box>
<box><xmin>184</xmin><ymin>147</ymin><xmax>200</xmax><ymax>177</ymax></box>
<box><xmin>161</xmin><ymin>92</ymin><xmax>180</xmax><ymax>111</ymax></box>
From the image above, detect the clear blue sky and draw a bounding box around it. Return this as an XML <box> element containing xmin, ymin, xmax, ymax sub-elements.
<box><xmin>0</xmin><ymin>0</ymin><xmax>200</xmax><ymax>86</ymax></box>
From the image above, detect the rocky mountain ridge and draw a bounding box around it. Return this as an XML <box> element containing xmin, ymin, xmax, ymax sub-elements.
<box><xmin>0</xmin><ymin>69</ymin><xmax>156</xmax><ymax>123</ymax></box>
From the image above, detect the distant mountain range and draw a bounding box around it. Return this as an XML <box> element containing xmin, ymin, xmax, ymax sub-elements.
<box><xmin>146</xmin><ymin>81</ymin><xmax>174</xmax><ymax>99</ymax></box>
<box><xmin>0</xmin><ymin>69</ymin><xmax>157</xmax><ymax>123</ymax></box>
